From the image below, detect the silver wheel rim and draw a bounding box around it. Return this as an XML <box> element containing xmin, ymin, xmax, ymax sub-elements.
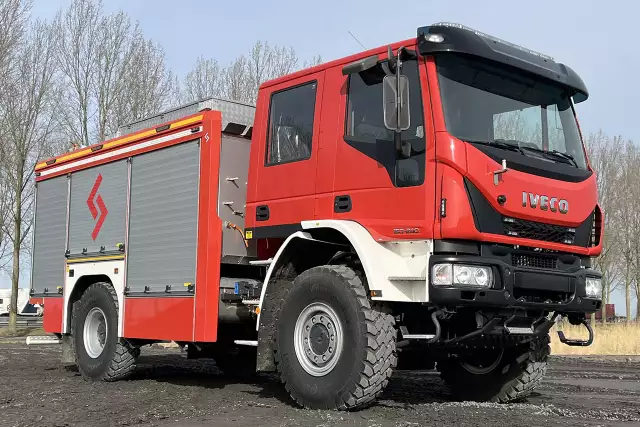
<box><xmin>293</xmin><ymin>302</ymin><xmax>344</xmax><ymax>377</ymax></box>
<box><xmin>460</xmin><ymin>349</ymin><xmax>504</xmax><ymax>375</ymax></box>
<box><xmin>83</xmin><ymin>307</ymin><xmax>107</xmax><ymax>358</ymax></box>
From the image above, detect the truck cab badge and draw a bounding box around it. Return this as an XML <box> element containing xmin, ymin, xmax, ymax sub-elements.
<box><xmin>522</xmin><ymin>192</ymin><xmax>568</xmax><ymax>214</ymax></box>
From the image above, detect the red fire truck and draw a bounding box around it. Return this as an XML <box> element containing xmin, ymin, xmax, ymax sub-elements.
<box><xmin>30</xmin><ymin>23</ymin><xmax>603</xmax><ymax>409</ymax></box>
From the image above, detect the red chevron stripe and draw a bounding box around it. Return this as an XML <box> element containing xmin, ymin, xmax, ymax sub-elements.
<box><xmin>92</xmin><ymin>194</ymin><xmax>108</xmax><ymax>240</ymax></box>
<box><xmin>87</xmin><ymin>174</ymin><xmax>102</xmax><ymax>220</ymax></box>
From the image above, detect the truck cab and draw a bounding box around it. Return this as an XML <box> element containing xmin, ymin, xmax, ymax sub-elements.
<box><xmin>243</xmin><ymin>22</ymin><xmax>601</xmax><ymax>405</ymax></box>
<box><xmin>31</xmin><ymin>22</ymin><xmax>602</xmax><ymax>410</ymax></box>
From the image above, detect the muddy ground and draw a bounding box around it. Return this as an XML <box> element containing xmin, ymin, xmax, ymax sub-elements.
<box><xmin>0</xmin><ymin>343</ymin><xmax>639</xmax><ymax>427</ymax></box>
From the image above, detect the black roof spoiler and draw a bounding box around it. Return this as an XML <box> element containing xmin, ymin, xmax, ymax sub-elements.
<box><xmin>417</xmin><ymin>23</ymin><xmax>588</xmax><ymax>103</ymax></box>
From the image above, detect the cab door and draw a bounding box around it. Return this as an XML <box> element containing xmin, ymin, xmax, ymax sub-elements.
<box><xmin>249</xmin><ymin>72</ymin><xmax>325</xmax><ymax>238</ymax></box>
<box><xmin>322</xmin><ymin>53</ymin><xmax>436</xmax><ymax>240</ymax></box>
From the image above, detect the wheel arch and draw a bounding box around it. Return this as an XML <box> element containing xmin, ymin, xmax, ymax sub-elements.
<box><xmin>255</xmin><ymin>220</ymin><xmax>431</xmax><ymax>371</ymax></box>
<box><xmin>66</xmin><ymin>274</ymin><xmax>113</xmax><ymax>332</ymax></box>
<box><xmin>62</xmin><ymin>259</ymin><xmax>125</xmax><ymax>335</ymax></box>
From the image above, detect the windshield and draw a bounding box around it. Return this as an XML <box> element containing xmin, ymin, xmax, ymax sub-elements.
<box><xmin>436</xmin><ymin>54</ymin><xmax>587</xmax><ymax>169</ymax></box>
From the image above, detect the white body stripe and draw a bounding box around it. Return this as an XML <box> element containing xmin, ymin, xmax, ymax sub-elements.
<box><xmin>39</xmin><ymin>127</ymin><xmax>201</xmax><ymax>177</ymax></box>
<box><xmin>63</xmin><ymin>260</ymin><xmax>126</xmax><ymax>336</ymax></box>
<box><xmin>256</xmin><ymin>220</ymin><xmax>432</xmax><ymax>331</ymax></box>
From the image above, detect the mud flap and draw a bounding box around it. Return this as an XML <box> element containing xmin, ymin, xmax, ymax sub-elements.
<box><xmin>61</xmin><ymin>335</ymin><xmax>76</xmax><ymax>365</ymax></box>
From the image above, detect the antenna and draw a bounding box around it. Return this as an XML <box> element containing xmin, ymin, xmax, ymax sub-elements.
<box><xmin>348</xmin><ymin>31</ymin><xmax>367</xmax><ymax>50</ymax></box>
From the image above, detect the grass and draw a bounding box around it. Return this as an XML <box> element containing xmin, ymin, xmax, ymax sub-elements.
<box><xmin>550</xmin><ymin>322</ymin><xmax>640</xmax><ymax>355</ymax></box>
<box><xmin>0</xmin><ymin>327</ymin><xmax>48</xmax><ymax>338</ymax></box>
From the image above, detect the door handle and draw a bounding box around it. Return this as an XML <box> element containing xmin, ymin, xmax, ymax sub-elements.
<box><xmin>334</xmin><ymin>195</ymin><xmax>352</xmax><ymax>213</ymax></box>
<box><xmin>256</xmin><ymin>205</ymin><xmax>270</xmax><ymax>221</ymax></box>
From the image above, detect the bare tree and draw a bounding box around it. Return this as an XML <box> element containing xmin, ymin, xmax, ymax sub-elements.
<box><xmin>0</xmin><ymin>0</ymin><xmax>32</xmax><ymax>273</ymax></box>
<box><xmin>0</xmin><ymin>0</ymin><xmax>30</xmax><ymax>75</ymax></box>
<box><xmin>181</xmin><ymin>56</ymin><xmax>223</xmax><ymax>103</ymax></box>
<box><xmin>1</xmin><ymin>19</ymin><xmax>58</xmax><ymax>334</ymax></box>
<box><xmin>54</xmin><ymin>0</ymin><xmax>101</xmax><ymax>147</ymax></box>
<box><xmin>55</xmin><ymin>0</ymin><xmax>175</xmax><ymax>146</ymax></box>
<box><xmin>584</xmin><ymin>131</ymin><xmax>624</xmax><ymax>322</ymax></box>
<box><xmin>219</xmin><ymin>55</ymin><xmax>253</xmax><ymax>104</ymax></box>
<box><xmin>303</xmin><ymin>54</ymin><xmax>323</xmax><ymax>68</ymax></box>
<box><xmin>181</xmin><ymin>41</ymin><xmax>318</xmax><ymax>105</ymax></box>
<box><xmin>113</xmin><ymin>36</ymin><xmax>176</xmax><ymax>128</ymax></box>
<box><xmin>93</xmin><ymin>10</ymin><xmax>136</xmax><ymax>142</ymax></box>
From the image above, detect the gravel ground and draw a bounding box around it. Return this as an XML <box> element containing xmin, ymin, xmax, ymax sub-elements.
<box><xmin>0</xmin><ymin>342</ymin><xmax>639</xmax><ymax>427</ymax></box>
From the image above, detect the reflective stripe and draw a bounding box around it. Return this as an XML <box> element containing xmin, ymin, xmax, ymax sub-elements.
<box><xmin>38</xmin><ymin>127</ymin><xmax>201</xmax><ymax>177</ymax></box>
<box><xmin>36</xmin><ymin>115</ymin><xmax>203</xmax><ymax>171</ymax></box>
<box><xmin>66</xmin><ymin>255</ymin><xmax>125</xmax><ymax>264</ymax></box>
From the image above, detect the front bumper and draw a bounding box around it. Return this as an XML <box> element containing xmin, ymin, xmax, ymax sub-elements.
<box><xmin>429</xmin><ymin>249</ymin><xmax>602</xmax><ymax>314</ymax></box>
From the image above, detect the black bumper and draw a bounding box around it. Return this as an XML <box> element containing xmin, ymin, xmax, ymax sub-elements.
<box><xmin>428</xmin><ymin>248</ymin><xmax>602</xmax><ymax>314</ymax></box>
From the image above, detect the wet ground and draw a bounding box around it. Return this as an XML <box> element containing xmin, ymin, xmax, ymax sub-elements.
<box><xmin>0</xmin><ymin>343</ymin><xmax>639</xmax><ymax>427</ymax></box>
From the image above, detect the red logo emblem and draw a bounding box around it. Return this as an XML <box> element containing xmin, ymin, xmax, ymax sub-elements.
<box><xmin>87</xmin><ymin>174</ymin><xmax>108</xmax><ymax>240</ymax></box>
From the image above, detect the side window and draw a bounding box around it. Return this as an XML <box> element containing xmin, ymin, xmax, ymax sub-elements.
<box><xmin>344</xmin><ymin>60</ymin><xmax>426</xmax><ymax>187</ymax></box>
<box><xmin>266</xmin><ymin>81</ymin><xmax>317</xmax><ymax>166</ymax></box>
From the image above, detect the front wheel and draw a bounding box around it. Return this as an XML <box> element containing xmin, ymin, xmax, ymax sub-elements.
<box><xmin>73</xmin><ymin>282</ymin><xmax>139</xmax><ymax>381</ymax></box>
<box><xmin>438</xmin><ymin>334</ymin><xmax>550</xmax><ymax>403</ymax></box>
<box><xmin>275</xmin><ymin>265</ymin><xmax>397</xmax><ymax>410</ymax></box>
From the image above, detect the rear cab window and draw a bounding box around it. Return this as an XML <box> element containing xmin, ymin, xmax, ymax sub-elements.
<box><xmin>266</xmin><ymin>82</ymin><xmax>317</xmax><ymax>166</ymax></box>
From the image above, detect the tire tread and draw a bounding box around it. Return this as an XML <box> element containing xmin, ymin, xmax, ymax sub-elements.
<box><xmin>274</xmin><ymin>265</ymin><xmax>397</xmax><ymax>410</ymax></box>
<box><xmin>438</xmin><ymin>334</ymin><xmax>550</xmax><ymax>403</ymax></box>
<box><xmin>75</xmin><ymin>282</ymin><xmax>139</xmax><ymax>382</ymax></box>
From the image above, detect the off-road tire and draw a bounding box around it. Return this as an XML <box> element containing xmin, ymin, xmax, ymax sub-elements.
<box><xmin>274</xmin><ymin>265</ymin><xmax>397</xmax><ymax>410</ymax></box>
<box><xmin>73</xmin><ymin>282</ymin><xmax>139</xmax><ymax>381</ymax></box>
<box><xmin>438</xmin><ymin>334</ymin><xmax>550</xmax><ymax>403</ymax></box>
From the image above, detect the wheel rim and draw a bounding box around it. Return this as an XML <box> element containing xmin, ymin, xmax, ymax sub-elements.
<box><xmin>83</xmin><ymin>307</ymin><xmax>107</xmax><ymax>358</ymax></box>
<box><xmin>460</xmin><ymin>349</ymin><xmax>504</xmax><ymax>375</ymax></box>
<box><xmin>293</xmin><ymin>302</ymin><xmax>344</xmax><ymax>377</ymax></box>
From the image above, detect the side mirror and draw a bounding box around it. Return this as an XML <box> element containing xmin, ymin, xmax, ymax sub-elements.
<box><xmin>382</xmin><ymin>75</ymin><xmax>410</xmax><ymax>132</ymax></box>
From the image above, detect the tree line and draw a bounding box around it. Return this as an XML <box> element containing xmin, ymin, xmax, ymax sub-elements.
<box><xmin>0</xmin><ymin>0</ymin><xmax>320</xmax><ymax>333</ymax></box>
<box><xmin>585</xmin><ymin>131</ymin><xmax>640</xmax><ymax>322</ymax></box>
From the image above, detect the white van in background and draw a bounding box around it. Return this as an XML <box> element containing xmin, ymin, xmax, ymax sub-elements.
<box><xmin>0</xmin><ymin>288</ymin><xmax>39</xmax><ymax>316</ymax></box>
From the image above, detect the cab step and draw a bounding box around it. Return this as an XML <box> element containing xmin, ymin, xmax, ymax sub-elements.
<box><xmin>399</xmin><ymin>326</ymin><xmax>435</xmax><ymax>340</ymax></box>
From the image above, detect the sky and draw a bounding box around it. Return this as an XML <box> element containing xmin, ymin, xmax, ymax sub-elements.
<box><xmin>3</xmin><ymin>0</ymin><xmax>636</xmax><ymax>314</ymax></box>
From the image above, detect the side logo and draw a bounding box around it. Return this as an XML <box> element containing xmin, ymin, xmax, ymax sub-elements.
<box><xmin>393</xmin><ymin>228</ymin><xmax>420</xmax><ymax>235</ymax></box>
<box><xmin>87</xmin><ymin>174</ymin><xmax>108</xmax><ymax>240</ymax></box>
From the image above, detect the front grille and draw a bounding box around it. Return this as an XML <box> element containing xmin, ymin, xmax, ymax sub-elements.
<box><xmin>512</xmin><ymin>253</ymin><xmax>557</xmax><ymax>269</ymax></box>
<box><xmin>503</xmin><ymin>217</ymin><xmax>575</xmax><ymax>245</ymax></box>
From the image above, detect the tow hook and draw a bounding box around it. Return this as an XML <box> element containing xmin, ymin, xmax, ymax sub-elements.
<box><xmin>557</xmin><ymin>318</ymin><xmax>594</xmax><ymax>347</ymax></box>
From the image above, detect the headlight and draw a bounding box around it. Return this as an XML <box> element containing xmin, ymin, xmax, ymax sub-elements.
<box><xmin>585</xmin><ymin>277</ymin><xmax>602</xmax><ymax>298</ymax></box>
<box><xmin>432</xmin><ymin>263</ymin><xmax>453</xmax><ymax>286</ymax></box>
<box><xmin>432</xmin><ymin>263</ymin><xmax>493</xmax><ymax>288</ymax></box>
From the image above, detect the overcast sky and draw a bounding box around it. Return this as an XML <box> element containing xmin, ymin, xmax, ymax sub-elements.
<box><xmin>3</xmin><ymin>0</ymin><xmax>635</xmax><ymax>314</ymax></box>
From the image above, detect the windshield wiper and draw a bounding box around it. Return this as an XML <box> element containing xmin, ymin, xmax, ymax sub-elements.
<box><xmin>462</xmin><ymin>138</ymin><xmax>525</xmax><ymax>155</ymax></box>
<box><xmin>548</xmin><ymin>150</ymin><xmax>579</xmax><ymax>168</ymax></box>
<box><xmin>463</xmin><ymin>138</ymin><xmax>579</xmax><ymax>168</ymax></box>
<box><xmin>519</xmin><ymin>146</ymin><xmax>578</xmax><ymax>167</ymax></box>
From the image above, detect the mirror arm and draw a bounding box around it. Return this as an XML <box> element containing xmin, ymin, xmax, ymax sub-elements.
<box><xmin>395</xmin><ymin>47</ymin><xmax>404</xmax><ymax>134</ymax></box>
<box><xmin>394</xmin><ymin>47</ymin><xmax>407</xmax><ymax>156</ymax></box>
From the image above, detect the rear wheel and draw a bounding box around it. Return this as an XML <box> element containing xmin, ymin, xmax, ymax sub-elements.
<box><xmin>275</xmin><ymin>265</ymin><xmax>397</xmax><ymax>410</ymax></box>
<box><xmin>438</xmin><ymin>334</ymin><xmax>550</xmax><ymax>403</ymax></box>
<box><xmin>73</xmin><ymin>282</ymin><xmax>139</xmax><ymax>381</ymax></box>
